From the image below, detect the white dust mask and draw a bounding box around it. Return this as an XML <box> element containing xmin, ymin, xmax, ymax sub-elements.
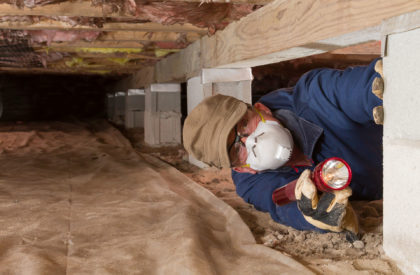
<box><xmin>245</xmin><ymin>119</ymin><xmax>294</xmax><ymax>171</ymax></box>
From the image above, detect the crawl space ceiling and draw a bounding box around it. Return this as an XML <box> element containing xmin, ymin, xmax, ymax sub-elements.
<box><xmin>0</xmin><ymin>0</ymin><xmax>269</xmax><ymax>76</ymax></box>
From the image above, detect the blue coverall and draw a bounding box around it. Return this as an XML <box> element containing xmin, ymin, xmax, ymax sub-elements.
<box><xmin>232</xmin><ymin>59</ymin><xmax>383</xmax><ymax>231</ymax></box>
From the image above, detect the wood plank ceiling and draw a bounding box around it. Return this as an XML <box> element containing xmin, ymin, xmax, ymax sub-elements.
<box><xmin>0</xmin><ymin>0</ymin><xmax>269</xmax><ymax>75</ymax></box>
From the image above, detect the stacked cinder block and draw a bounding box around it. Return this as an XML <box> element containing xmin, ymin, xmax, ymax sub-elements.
<box><xmin>144</xmin><ymin>84</ymin><xmax>182</xmax><ymax>145</ymax></box>
<box><xmin>125</xmin><ymin>89</ymin><xmax>145</xmax><ymax>129</ymax></box>
<box><xmin>383</xmin><ymin>18</ymin><xmax>420</xmax><ymax>274</ymax></box>
<box><xmin>113</xmin><ymin>92</ymin><xmax>126</xmax><ymax>126</ymax></box>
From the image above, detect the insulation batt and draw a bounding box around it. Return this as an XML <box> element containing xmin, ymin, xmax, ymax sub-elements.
<box><xmin>0</xmin><ymin>29</ymin><xmax>27</xmax><ymax>43</ymax></box>
<box><xmin>48</xmin><ymin>16</ymin><xmax>105</xmax><ymax>27</ymax></box>
<box><xmin>91</xmin><ymin>0</ymin><xmax>149</xmax><ymax>19</ymax></box>
<box><xmin>0</xmin><ymin>15</ymin><xmax>106</xmax><ymax>28</ymax></box>
<box><xmin>91</xmin><ymin>1</ymin><xmax>258</xmax><ymax>32</ymax></box>
<box><xmin>23</xmin><ymin>0</ymin><xmax>65</xmax><ymax>8</ymax></box>
<box><xmin>0</xmin><ymin>15</ymin><xmax>34</xmax><ymax>23</ymax></box>
<box><xmin>136</xmin><ymin>3</ymin><xmax>257</xmax><ymax>33</ymax></box>
<box><xmin>0</xmin><ymin>16</ymin><xmax>150</xmax><ymax>28</ymax></box>
<box><xmin>0</xmin><ymin>0</ymin><xmax>259</xmax><ymax>33</ymax></box>
<box><xmin>24</xmin><ymin>30</ymin><xmax>101</xmax><ymax>45</ymax></box>
<box><xmin>0</xmin><ymin>30</ymin><xmax>67</xmax><ymax>68</ymax></box>
<box><xmin>39</xmin><ymin>51</ymin><xmax>67</xmax><ymax>67</ymax></box>
<box><xmin>0</xmin><ymin>50</ymin><xmax>66</xmax><ymax>68</ymax></box>
<box><xmin>0</xmin><ymin>0</ymin><xmax>66</xmax><ymax>8</ymax></box>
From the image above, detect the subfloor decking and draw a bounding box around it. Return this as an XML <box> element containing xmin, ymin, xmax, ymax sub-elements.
<box><xmin>0</xmin><ymin>120</ymin><xmax>310</xmax><ymax>274</ymax></box>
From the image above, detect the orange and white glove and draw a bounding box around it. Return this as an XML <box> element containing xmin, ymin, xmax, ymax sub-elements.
<box><xmin>372</xmin><ymin>59</ymin><xmax>384</xmax><ymax>125</ymax></box>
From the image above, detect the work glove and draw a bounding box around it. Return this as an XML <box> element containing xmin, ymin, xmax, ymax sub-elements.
<box><xmin>372</xmin><ymin>59</ymin><xmax>384</xmax><ymax>125</ymax></box>
<box><xmin>295</xmin><ymin>170</ymin><xmax>359</xmax><ymax>234</ymax></box>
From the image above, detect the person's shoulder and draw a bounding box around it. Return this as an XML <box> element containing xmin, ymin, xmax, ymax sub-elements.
<box><xmin>257</xmin><ymin>88</ymin><xmax>295</xmax><ymax>112</ymax></box>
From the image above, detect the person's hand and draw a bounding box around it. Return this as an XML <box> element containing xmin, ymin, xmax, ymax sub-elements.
<box><xmin>295</xmin><ymin>170</ymin><xmax>358</xmax><ymax>234</ymax></box>
<box><xmin>372</xmin><ymin>59</ymin><xmax>384</xmax><ymax>125</ymax></box>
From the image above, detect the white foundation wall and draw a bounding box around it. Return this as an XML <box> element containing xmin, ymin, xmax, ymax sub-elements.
<box><xmin>144</xmin><ymin>84</ymin><xmax>182</xmax><ymax>145</ymax></box>
<box><xmin>106</xmin><ymin>94</ymin><xmax>115</xmax><ymax>120</ymax></box>
<box><xmin>383</xmin><ymin>26</ymin><xmax>420</xmax><ymax>274</ymax></box>
<box><xmin>213</xmin><ymin>81</ymin><xmax>252</xmax><ymax>104</ymax></box>
<box><xmin>113</xmin><ymin>92</ymin><xmax>126</xmax><ymax>126</ymax></box>
<box><xmin>125</xmin><ymin>89</ymin><xmax>145</xmax><ymax>129</ymax></box>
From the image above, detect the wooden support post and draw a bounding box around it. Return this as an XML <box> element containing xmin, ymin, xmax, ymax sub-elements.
<box><xmin>144</xmin><ymin>84</ymin><xmax>181</xmax><ymax>146</ymax></box>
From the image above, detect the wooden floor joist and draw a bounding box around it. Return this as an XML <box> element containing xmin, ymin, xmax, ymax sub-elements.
<box><xmin>0</xmin><ymin>67</ymin><xmax>135</xmax><ymax>74</ymax></box>
<box><xmin>6</xmin><ymin>30</ymin><xmax>199</xmax><ymax>43</ymax></box>
<box><xmin>0</xmin><ymin>20</ymin><xmax>208</xmax><ymax>34</ymax></box>
<box><xmin>45</xmin><ymin>41</ymin><xmax>146</xmax><ymax>49</ymax></box>
<box><xmin>34</xmin><ymin>49</ymin><xmax>161</xmax><ymax>60</ymax></box>
<box><xmin>115</xmin><ymin>66</ymin><xmax>156</xmax><ymax>91</ymax></box>
<box><xmin>121</xmin><ymin>0</ymin><xmax>420</xmax><ymax>86</ymax></box>
<box><xmin>99</xmin><ymin>31</ymin><xmax>201</xmax><ymax>43</ymax></box>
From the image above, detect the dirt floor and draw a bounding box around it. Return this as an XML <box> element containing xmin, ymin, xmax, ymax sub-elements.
<box><xmin>0</xmin><ymin>119</ymin><xmax>400</xmax><ymax>274</ymax></box>
<box><xmin>124</xmin><ymin>128</ymin><xmax>402</xmax><ymax>275</ymax></box>
<box><xmin>2</xmin><ymin>120</ymin><xmax>319</xmax><ymax>274</ymax></box>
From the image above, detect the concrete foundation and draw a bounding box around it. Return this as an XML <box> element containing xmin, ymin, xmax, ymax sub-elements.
<box><xmin>106</xmin><ymin>93</ymin><xmax>115</xmax><ymax>121</ymax></box>
<box><xmin>125</xmin><ymin>89</ymin><xmax>145</xmax><ymax>129</ymax></box>
<box><xmin>383</xmin><ymin>12</ymin><xmax>420</xmax><ymax>274</ymax></box>
<box><xmin>113</xmin><ymin>91</ymin><xmax>126</xmax><ymax>126</ymax></box>
<box><xmin>186</xmin><ymin>68</ymin><xmax>252</xmax><ymax>167</ymax></box>
<box><xmin>144</xmin><ymin>84</ymin><xmax>181</xmax><ymax>146</ymax></box>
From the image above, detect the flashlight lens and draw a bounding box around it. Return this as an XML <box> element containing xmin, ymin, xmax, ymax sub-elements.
<box><xmin>321</xmin><ymin>160</ymin><xmax>349</xmax><ymax>189</ymax></box>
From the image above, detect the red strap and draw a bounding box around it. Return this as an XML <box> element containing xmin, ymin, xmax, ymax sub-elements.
<box><xmin>291</xmin><ymin>158</ymin><xmax>314</xmax><ymax>173</ymax></box>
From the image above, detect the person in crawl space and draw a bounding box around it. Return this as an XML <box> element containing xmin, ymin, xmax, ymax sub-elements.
<box><xmin>183</xmin><ymin>59</ymin><xmax>384</xmax><ymax>237</ymax></box>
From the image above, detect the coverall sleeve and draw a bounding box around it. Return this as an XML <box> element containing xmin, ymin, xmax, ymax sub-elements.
<box><xmin>232</xmin><ymin>169</ymin><xmax>324</xmax><ymax>232</ymax></box>
<box><xmin>294</xmin><ymin>58</ymin><xmax>383</xmax><ymax>125</ymax></box>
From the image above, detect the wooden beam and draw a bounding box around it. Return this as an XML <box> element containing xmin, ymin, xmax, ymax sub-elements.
<box><xmin>46</xmin><ymin>41</ymin><xmax>146</xmax><ymax>49</ymax></box>
<box><xmin>76</xmin><ymin>53</ymin><xmax>159</xmax><ymax>60</ymax></box>
<box><xmin>18</xmin><ymin>30</ymin><xmax>199</xmax><ymax>43</ymax></box>
<box><xmin>204</xmin><ymin>0</ymin><xmax>420</xmax><ymax>68</ymax></box>
<box><xmin>34</xmin><ymin>45</ymin><xmax>177</xmax><ymax>59</ymax></box>
<box><xmin>0</xmin><ymin>20</ymin><xmax>208</xmax><ymax>34</ymax></box>
<box><xmin>99</xmin><ymin>31</ymin><xmax>201</xmax><ymax>42</ymax></box>
<box><xmin>120</xmin><ymin>66</ymin><xmax>156</xmax><ymax>90</ymax></box>
<box><xmin>36</xmin><ymin>50</ymin><xmax>160</xmax><ymax>60</ymax></box>
<box><xmin>48</xmin><ymin>63</ymin><xmax>150</xmax><ymax>73</ymax></box>
<box><xmin>155</xmin><ymin>39</ymin><xmax>201</xmax><ymax>82</ymax></box>
<box><xmin>0</xmin><ymin>67</ymin><xmax>134</xmax><ymax>75</ymax></box>
<box><xmin>48</xmin><ymin>56</ymin><xmax>152</xmax><ymax>67</ymax></box>
<box><xmin>151</xmin><ymin>0</ymin><xmax>420</xmax><ymax>83</ymax></box>
<box><xmin>114</xmin><ymin>66</ymin><xmax>156</xmax><ymax>91</ymax></box>
<box><xmin>329</xmin><ymin>41</ymin><xmax>381</xmax><ymax>55</ymax></box>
